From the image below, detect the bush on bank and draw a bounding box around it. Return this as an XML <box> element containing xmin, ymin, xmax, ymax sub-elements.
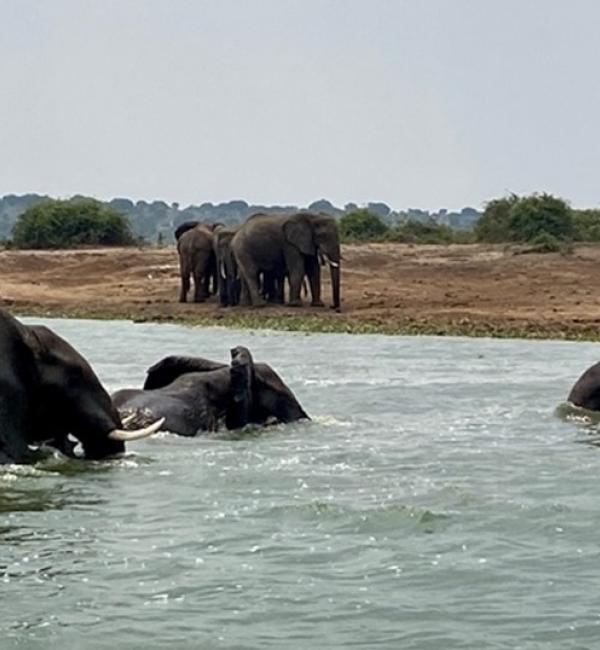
<box><xmin>12</xmin><ymin>198</ymin><xmax>135</xmax><ymax>249</ymax></box>
<box><xmin>475</xmin><ymin>193</ymin><xmax>574</xmax><ymax>245</ymax></box>
<box><xmin>339</xmin><ymin>209</ymin><xmax>463</xmax><ymax>244</ymax></box>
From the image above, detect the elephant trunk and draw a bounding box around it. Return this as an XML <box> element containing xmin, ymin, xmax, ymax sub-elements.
<box><xmin>329</xmin><ymin>262</ymin><xmax>341</xmax><ymax>311</ymax></box>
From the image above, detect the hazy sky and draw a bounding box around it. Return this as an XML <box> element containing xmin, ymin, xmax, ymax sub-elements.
<box><xmin>1</xmin><ymin>0</ymin><xmax>599</xmax><ymax>210</ymax></box>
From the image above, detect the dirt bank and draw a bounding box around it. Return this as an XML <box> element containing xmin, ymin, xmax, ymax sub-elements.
<box><xmin>1</xmin><ymin>243</ymin><xmax>600</xmax><ymax>339</ymax></box>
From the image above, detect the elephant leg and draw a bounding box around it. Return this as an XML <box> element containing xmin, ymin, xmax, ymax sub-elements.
<box><xmin>273</xmin><ymin>275</ymin><xmax>285</xmax><ymax>304</ymax></box>
<box><xmin>239</xmin><ymin>267</ymin><xmax>266</xmax><ymax>307</ymax></box>
<box><xmin>202</xmin><ymin>272</ymin><xmax>211</xmax><ymax>298</ymax></box>
<box><xmin>179</xmin><ymin>266</ymin><xmax>190</xmax><ymax>303</ymax></box>
<box><xmin>192</xmin><ymin>269</ymin><xmax>207</xmax><ymax>303</ymax></box>
<box><xmin>306</xmin><ymin>257</ymin><xmax>324</xmax><ymax>307</ymax></box>
<box><xmin>230</xmin><ymin>277</ymin><xmax>241</xmax><ymax>306</ymax></box>
<box><xmin>238</xmin><ymin>278</ymin><xmax>251</xmax><ymax>306</ymax></box>
<box><xmin>287</xmin><ymin>267</ymin><xmax>304</xmax><ymax>306</ymax></box>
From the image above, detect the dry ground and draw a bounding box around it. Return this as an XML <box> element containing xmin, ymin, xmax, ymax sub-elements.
<box><xmin>1</xmin><ymin>243</ymin><xmax>600</xmax><ymax>338</ymax></box>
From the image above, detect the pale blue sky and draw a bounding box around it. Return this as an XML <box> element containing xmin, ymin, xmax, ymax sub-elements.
<box><xmin>1</xmin><ymin>0</ymin><xmax>599</xmax><ymax>209</ymax></box>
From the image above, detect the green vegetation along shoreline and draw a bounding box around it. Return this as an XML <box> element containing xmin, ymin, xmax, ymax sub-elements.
<box><xmin>11</xmin><ymin>304</ymin><xmax>600</xmax><ymax>343</ymax></box>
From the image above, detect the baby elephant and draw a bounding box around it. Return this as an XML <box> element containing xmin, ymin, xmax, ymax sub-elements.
<box><xmin>112</xmin><ymin>347</ymin><xmax>309</xmax><ymax>436</ymax></box>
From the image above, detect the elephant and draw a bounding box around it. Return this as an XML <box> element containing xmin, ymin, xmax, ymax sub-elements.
<box><xmin>174</xmin><ymin>220</ymin><xmax>201</xmax><ymax>241</ymax></box>
<box><xmin>213</xmin><ymin>225</ymin><xmax>241</xmax><ymax>307</ymax></box>
<box><xmin>177</xmin><ymin>223</ymin><xmax>218</xmax><ymax>302</ymax></box>
<box><xmin>111</xmin><ymin>347</ymin><xmax>309</xmax><ymax>436</ymax></box>
<box><xmin>0</xmin><ymin>309</ymin><xmax>162</xmax><ymax>464</ymax></box>
<box><xmin>231</xmin><ymin>211</ymin><xmax>341</xmax><ymax>310</ymax></box>
<box><xmin>567</xmin><ymin>361</ymin><xmax>600</xmax><ymax>410</ymax></box>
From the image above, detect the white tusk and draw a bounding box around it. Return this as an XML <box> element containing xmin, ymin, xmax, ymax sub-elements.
<box><xmin>108</xmin><ymin>417</ymin><xmax>165</xmax><ymax>442</ymax></box>
<box><xmin>121</xmin><ymin>413</ymin><xmax>136</xmax><ymax>427</ymax></box>
<box><xmin>328</xmin><ymin>260</ymin><xmax>340</xmax><ymax>268</ymax></box>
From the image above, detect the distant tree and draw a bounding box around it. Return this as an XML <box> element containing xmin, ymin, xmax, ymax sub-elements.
<box><xmin>309</xmin><ymin>199</ymin><xmax>336</xmax><ymax>213</ymax></box>
<box><xmin>475</xmin><ymin>193</ymin><xmax>573</xmax><ymax>245</ymax></box>
<box><xmin>474</xmin><ymin>194</ymin><xmax>519</xmax><ymax>242</ymax></box>
<box><xmin>573</xmin><ymin>208</ymin><xmax>600</xmax><ymax>241</ymax></box>
<box><xmin>389</xmin><ymin>219</ymin><xmax>454</xmax><ymax>244</ymax></box>
<box><xmin>366</xmin><ymin>202</ymin><xmax>391</xmax><ymax>219</ymax></box>
<box><xmin>339</xmin><ymin>209</ymin><xmax>389</xmax><ymax>241</ymax></box>
<box><xmin>507</xmin><ymin>193</ymin><xmax>573</xmax><ymax>242</ymax></box>
<box><xmin>13</xmin><ymin>198</ymin><xmax>135</xmax><ymax>249</ymax></box>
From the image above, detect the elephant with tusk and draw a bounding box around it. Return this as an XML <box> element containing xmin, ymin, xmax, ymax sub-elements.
<box><xmin>231</xmin><ymin>212</ymin><xmax>342</xmax><ymax>310</ymax></box>
<box><xmin>111</xmin><ymin>347</ymin><xmax>309</xmax><ymax>436</ymax></box>
<box><xmin>0</xmin><ymin>308</ymin><xmax>161</xmax><ymax>464</ymax></box>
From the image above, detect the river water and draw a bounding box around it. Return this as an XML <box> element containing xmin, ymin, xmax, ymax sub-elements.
<box><xmin>2</xmin><ymin>318</ymin><xmax>600</xmax><ymax>649</ymax></box>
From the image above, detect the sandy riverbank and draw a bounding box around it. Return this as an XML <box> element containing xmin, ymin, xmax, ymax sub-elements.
<box><xmin>1</xmin><ymin>243</ymin><xmax>599</xmax><ymax>339</ymax></box>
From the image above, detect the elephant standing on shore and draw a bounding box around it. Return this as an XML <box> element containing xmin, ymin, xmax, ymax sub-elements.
<box><xmin>213</xmin><ymin>225</ymin><xmax>241</xmax><ymax>307</ymax></box>
<box><xmin>231</xmin><ymin>212</ymin><xmax>341</xmax><ymax>310</ymax></box>
<box><xmin>176</xmin><ymin>223</ymin><xmax>217</xmax><ymax>303</ymax></box>
<box><xmin>0</xmin><ymin>309</ymin><xmax>161</xmax><ymax>464</ymax></box>
<box><xmin>112</xmin><ymin>347</ymin><xmax>309</xmax><ymax>436</ymax></box>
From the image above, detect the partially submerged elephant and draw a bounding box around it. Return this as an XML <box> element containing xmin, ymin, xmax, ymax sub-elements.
<box><xmin>112</xmin><ymin>347</ymin><xmax>309</xmax><ymax>436</ymax></box>
<box><xmin>567</xmin><ymin>361</ymin><xmax>600</xmax><ymax>411</ymax></box>
<box><xmin>0</xmin><ymin>309</ymin><xmax>162</xmax><ymax>464</ymax></box>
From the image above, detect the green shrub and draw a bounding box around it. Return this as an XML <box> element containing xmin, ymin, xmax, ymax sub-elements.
<box><xmin>474</xmin><ymin>194</ymin><xmax>519</xmax><ymax>243</ymax></box>
<box><xmin>528</xmin><ymin>232</ymin><xmax>563</xmax><ymax>253</ymax></box>
<box><xmin>572</xmin><ymin>209</ymin><xmax>600</xmax><ymax>241</ymax></box>
<box><xmin>339</xmin><ymin>209</ymin><xmax>389</xmax><ymax>241</ymax></box>
<box><xmin>507</xmin><ymin>194</ymin><xmax>573</xmax><ymax>242</ymax></box>
<box><xmin>475</xmin><ymin>193</ymin><xmax>573</xmax><ymax>245</ymax></box>
<box><xmin>387</xmin><ymin>219</ymin><xmax>455</xmax><ymax>244</ymax></box>
<box><xmin>13</xmin><ymin>198</ymin><xmax>135</xmax><ymax>249</ymax></box>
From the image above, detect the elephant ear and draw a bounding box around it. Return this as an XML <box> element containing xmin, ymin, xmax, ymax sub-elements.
<box><xmin>144</xmin><ymin>356</ymin><xmax>227</xmax><ymax>389</ymax></box>
<box><xmin>283</xmin><ymin>215</ymin><xmax>316</xmax><ymax>256</ymax></box>
<box><xmin>252</xmin><ymin>363</ymin><xmax>310</xmax><ymax>423</ymax></box>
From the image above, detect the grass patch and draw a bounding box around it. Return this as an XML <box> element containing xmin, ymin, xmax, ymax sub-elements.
<box><xmin>8</xmin><ymin>303</ymin><xmax>600</xmax><ymax>342</ymax></box>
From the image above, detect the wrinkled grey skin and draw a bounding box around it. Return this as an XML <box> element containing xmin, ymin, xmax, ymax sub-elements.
<box><xmin>213</xmin><ymin>226</ymin><xmax>241</xmax><ymax>307</ymax></box>
<box><xmin>231</xmin><ymin>212</ymin><xmax>341</xmax><ymax>310</ymax></box>
<box><xmin>0</xmin><ymin>309</ymin><xmax>125</xmax><ymax>463</ymax></box>
<box><xmin>111</xmin><ymin>348</ymin><xmax>309</xmax><ymax>436</ymax></box>
<box><xmin>177</xmin><ymin>224</ymin><xmax>217</xmax><ymax>303</ymax></box>
<box><xmin>567</xmin><ymin>361</ymin><xmax>600</xmax><ymax>410</ymax></box>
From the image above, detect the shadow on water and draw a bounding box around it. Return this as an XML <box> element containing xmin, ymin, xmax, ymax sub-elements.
<box><xmin>555</xmin><ymin>401</ymin><xmax>600</xmax><ymax>448</ymax></box>
<box><xmin>0</xmin><ymin>485</ymin><xmax>69</xmax><ymax>514</ymax></box>
<box><xmin>263</xmin><ymin>501</ymin><xmax>450</xmax><ymax>535</ymax></box>
<box><xmin>0</xmin><ymin>452</ymin><xmax>148</xmax><ymax>514</ymax></box>
<box><xmin>199</xmin><ymin>419</ymin><xmax>313</xmax><ymax>441</ymax></box>
<box><xmin>555</xmin><ymin>401</ymin><xmax>600</xmax><ymax>426</ymax></box>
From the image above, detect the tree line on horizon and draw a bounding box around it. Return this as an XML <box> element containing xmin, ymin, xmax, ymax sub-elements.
<box><xmin>0</xmin><ymin>193</ymin><xmax>480</xmax><ymax>244</ymax></box>
<box><xmin>2</xmin><ymin>192</ymin><xmax>600</xmax><ymax>251</ymax></box>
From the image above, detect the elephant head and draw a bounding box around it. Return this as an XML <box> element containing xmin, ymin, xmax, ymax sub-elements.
<box><xmin>213</xmin><ymin>226</ymin><xmax>241</xmax><ymax>306</ymax></box>
<box><xmin>225</xmin><ymin>346</ymin><xmax>256</xmax><ymax>429</ymax></box>
<box><xmin>283</xmin><ymin>212</ymin><xmax>341</xmax><ymax>310</ymax></box>
<box><xmin>0</xmin><ymin>309</ymin><xmax>161</xmax><ymax>463</ymax></box>
<box><xmin>137</xmin><ymin>353</ymin><xmax>309</xmax><ymax>429</ymax></box>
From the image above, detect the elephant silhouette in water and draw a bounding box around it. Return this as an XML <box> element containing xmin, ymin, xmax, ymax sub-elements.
<box><xmin>112</xmin><ymin>347</ymin><xmax>309</xmax><ymax>436</ymax></box>
<box><xmin>0</xmin><ymin>308</ymin><xmax>161</xmax><ymax>464</ymax></box>
<box><xmin>567</xmin><ymin>361</ymin><xmax>600</xmax><ymax>411</ymax></box>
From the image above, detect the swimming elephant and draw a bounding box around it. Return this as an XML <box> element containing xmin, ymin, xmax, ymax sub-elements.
<box><xmin>231</xmin><ymin>212</ymin><xmax>341</xmax><ymax>310</ymax></box>
<box><xmin>567</xmin><ymin>361</ymin><xmax>600</xmax><ymax>410</ymax></box>
<box><xmin>111</xmin><ymin>347</ymin><xmax>309</xmax><ymax>436</ymax></box>
<box><xmin>0</xmin><ymin>309</ymin><xmax>161</xmax><ymax>464</ymax></box>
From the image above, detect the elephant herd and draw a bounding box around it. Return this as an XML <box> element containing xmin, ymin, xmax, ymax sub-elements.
<box><xmin>3</xmin><ymin>303</ymin><xmax>600</xmax><ymax>467</ymax></box>
<box><xmin>176</xmin><ymin>211</ymin><xmax>342</xmax><ymax>311</ymax></box>
<box><xmin>0</xmin><ymin>309</ymin><xmax>308</xmax><ymax>465</ymax></box>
